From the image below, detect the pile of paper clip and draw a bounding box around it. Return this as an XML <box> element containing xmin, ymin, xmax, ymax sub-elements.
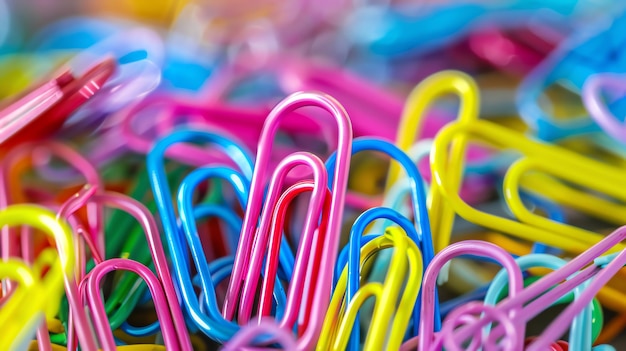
<box><xmin>5</xmin><ymin>0</ymin><xmax>626</xmax><ymax>350</ymax></box>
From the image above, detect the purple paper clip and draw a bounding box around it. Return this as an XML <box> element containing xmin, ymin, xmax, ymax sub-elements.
<box><xmin>442</xmin><ymin>226</ymin><xmax>626</xmax><ymax>351</ymax></box>
<box><xmin>583</xmin><ymin>73</ymin><xmax>626</xmax><ymax>144</ymax></box>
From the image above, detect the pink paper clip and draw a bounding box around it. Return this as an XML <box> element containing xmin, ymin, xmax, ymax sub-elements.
<box><xmin>224</xmin><ymin>91</ymin><xmax>353</xmax><ymax>351</ymax></box>
<box><xmin>58</xmin><ymin>185</ymin><xmax>192</xmax><ymax>350</ymax></box>
<box><xmin>82</xmin><ymin>258</ymin><xmax>184</xmax><ymax>351</ymax></box>
<box><xmin>0</xmin><ymin>58</ymin><xmax>115</xmax><ymax>149</ymax></box>
<box><xmin>223</xmin><ymin>319</ymin><xmax>297</xmax><ymax>351</ymax></box>
<box><xmin>236</xmin><ymin>157</ymin><xmax>330</xmax><ymax>328</ymax></box>
<box><xmin>399</xmin><ymin>240</ymin><xmax>524</xmax><ymax>351</ymax></box>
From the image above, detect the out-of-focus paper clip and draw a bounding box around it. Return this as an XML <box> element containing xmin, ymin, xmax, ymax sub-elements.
<box><xmin>0</xmin><ymin>57</ymin><xmax>115</xmax><ymax>149</ymax></box>
<box><xmin>341</xmin><ymin>0</ymin><xmax>590</xmax><ymax>58</ymax></box>
<box><xmin>2</xmin><ymin>259</ymin><xmax>47</xmax><ymax>351</ymax></box>
<box><xmin>120</xmin><ymin>93</ymin><xmax>320</xmax><ymax>167</ymax></box>
<box><xmin>0</xmin><ymin>205</ymin><xmax>75</xmax><ymax>350</ymax></box>
<box><xmin>517</xmin><ymin>8</ymin><xmax>626</xmax><ymax>141</ymax></box>
<box><xmin>467</xmin><ymin>24</ymin><xmax>559</xmax><ymax>76</ymax></box>
<box><xmin>60</xmin><ymin>27</ymin><xmax>163</xmax><ymax>130</ymax></box>
<box><xmin>0</xmin><ymin>141</ymin><xmax>103</xmax><ymax>261</ymax></box>
<box><xmin>319</xmin><ymin>225</ymin><xmax>422</xmax><ymax>351</ymax></box>
<box><xmin>582</xmin><ymin>72</ymin><xmax>626</xmax><ymax>144</ymax></box>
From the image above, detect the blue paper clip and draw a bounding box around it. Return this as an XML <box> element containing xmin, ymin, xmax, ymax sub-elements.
<box><xmin>148</xmin><ymin>128</ymin><xmax>254</xmax><ymax>342</ymax></box>
<box><xmin>517</xmin><ymin>7</ymin><xmax>626</xmax><ymax>141</ymax></box>
<box><xmin>327</xmin><ymin>137</ymin><xmax>437</xmax><ymax>340</ymax></box>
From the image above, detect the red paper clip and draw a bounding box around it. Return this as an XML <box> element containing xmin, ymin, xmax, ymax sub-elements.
<box><xmin>0</xmin><ymin>57</ymin><xmax>115</xmax><ymax>148</ymax></box>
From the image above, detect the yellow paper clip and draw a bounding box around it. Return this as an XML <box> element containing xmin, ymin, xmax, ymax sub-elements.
<box><xmin>317</xmin><ymin>226</ymin><xmax>423</xmax><ymax>351</ymax></box>
<box><xmin>0</xmin><ymin>205</ymin><xmax>74</xmax><ymax>350</ymax></box>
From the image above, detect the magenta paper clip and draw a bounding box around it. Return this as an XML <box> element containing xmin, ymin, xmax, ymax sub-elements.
<box><xmin>224</xmin><ymin>91</ymin><xmax>352</xmax><ymax>351</ymax></box>
<box><xmin>83</xmin><ymin>258</ymin><xmax>188</xmax><ymax>351</ymax></box>
<box><xmin>119</xmin><ymin>92</ymin><xmax>329</xmax><ymax>167</ymax></box>
<box><xmin>203</xmin><ymin>53</ymin><xmax>454</xmax><ymax>141</ymax></box>
<box><xmin>468</xmin><ymin>24</ymin><xmax>560</xmax><ymax>76</ymax></box>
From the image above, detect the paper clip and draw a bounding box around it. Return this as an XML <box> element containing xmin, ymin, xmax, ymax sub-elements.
<box><xmin>0</xmin><ymin>141</ymin><xmax>103</xmax><ymax>263</ymax></box>
<box><xmin>223</xmin><ymin>91</ymin><xmax>352</xmax><ymax>350</ymax></box>
<box><xmin>81</xmin><ymin>258</ymin><xmax>184</xmax><ymax>351</ymax></box>
<box><xmin>326</xmin><ymin>137</ymin><xmax>436</xmax><ymax>335</ymax></box>
<box><xmin>254</xmin><ymin>180</ymin><xmax>330</xmax><ymax>325</ymax></box>
<box><xmin>1</xmin><ymin>258</ymin><xmax>48</xmax><ymax>351</ymax></box>
<box><xmin>517</xmin><ymin>8</ymin><xmax>626</xmax><ymax>141</ymax></box>
<box><xmin>444</xmin><ymin>225</ymin><xmax>626</xmax><ymax>351</ymax></box>
<box><xmin>582</xmin><ymin>72</ymin><xmax>626</xmax><ymax>144</ymax></box>
<box><xmin>405</xmin><ymin>240</ymin><xmax>524</xmax><ymax>351</ymax></box>
<box><xmin>484</xmin><ymin>254</ymin><xmax>604</xmax><ymax>350</ymax></box>
<box><xmin>0</xmin><ymin>57</ymin><xmax>115</xmax><ymax>148</ymax></box>
<box><xmin>177</xmin><ymin>161</ymin><xmax>294</xmax><ymax>327</ymax></box>
<box><xmin>425</xmin><ymin>71</ymin><xmax>626</xmax><ymax>256</ymax></box>
<box><xmin>0</xmin><ymin>205</ymin><xmax>75</xmax><ymax>350</ymax></box>
<box><xmin>58</xmin><ymin>185</ymin><xmax>192</xmax><ymax>350</ymax></box>
<box><xmin>148</xmin><ymin>128</ymin><xmax>255</xmax><ymax>342</ymax></box>
<box><xmin>233</xmin><ymin>152</ymin><xmax>329</xmax><ymax>327</ymax></box>
<box><xmin>319</xmin><ymin>226</ymin><xmax>423</xmax><ymax>351</ymax></box>
<box><xmin>388</xmin><ymin>70</ymin><xmax>495</xmax><ymax>211</ymax></box>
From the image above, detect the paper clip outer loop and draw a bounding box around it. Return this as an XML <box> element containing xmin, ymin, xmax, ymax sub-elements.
<box><xmin>84</xmin><ymin>258</ymin><xmax>179</xmax><ymax>351</ymax></box>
